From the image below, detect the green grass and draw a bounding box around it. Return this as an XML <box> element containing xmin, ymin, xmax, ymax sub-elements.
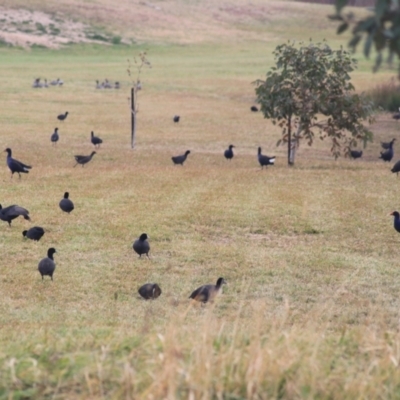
<box><xmin>1</xmin><ymin>1</ymin><xmax>400</xmax><ymax>398</ymax></box>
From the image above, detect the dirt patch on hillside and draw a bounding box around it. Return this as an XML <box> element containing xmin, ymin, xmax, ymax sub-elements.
<box><xmin>0</xmin><ymin>7</ymin><xmax>124</xmax><ymax>48</ymax></box>
<box><xmin>0</xmin><ymin>1</ymin><xmax>342</xmax><ymax>46</ymax></box>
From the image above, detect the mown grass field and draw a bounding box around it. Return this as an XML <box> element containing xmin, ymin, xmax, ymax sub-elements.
<box><xmin>1</xmin><ymin>1</ymin><xmax>400</xmax><ymax>398</ymax></box>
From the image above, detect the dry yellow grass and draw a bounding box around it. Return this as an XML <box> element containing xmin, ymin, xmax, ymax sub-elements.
<box><xmin>1</xmin><ymin>1</ymin><xmax>400</xmax><ymax>398</ymax></box>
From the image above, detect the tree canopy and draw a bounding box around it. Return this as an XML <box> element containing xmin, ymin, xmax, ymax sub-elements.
<box><xmin>333</xmin><ymin>0</ymin><xmax>400</xmax><ymax>74</ymax></box>
<box><xmin>254</xmin><ymin>41</ymin><xmax>375</xmax><ymax>165</ymax></box>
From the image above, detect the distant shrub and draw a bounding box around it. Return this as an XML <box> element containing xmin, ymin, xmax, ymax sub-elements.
<box><xmin>112</xmin><ymin>35</ymin><xmax>122</xmax><ymax>45</ymax></box>
<box><xmin>0</xmin><ymin>38</ymin><xmax>11</xmax><ymax>47</ymax></box>
<box><xmin>367</xmin><ymin>79</ymin><xmax>400</xmax><ymax>112</ymax></box>
<box><xmin>35</xmin><ymin>22</ymin><xmax>46</xmax><ymax>34</ymax></box>
<box><xmin>86</xmin><ymin>33</ymin><xmax>109</xmax><ymax>42</ymax></box>
<box><xmin>31</xmin><ymin>43</ymin><xmax>47</xmax><ymax>49</ymax></box>
<box><xmin>49</xmin><ymin>24</ymin><xmax>60</xmax><ymax>35</ymax></box>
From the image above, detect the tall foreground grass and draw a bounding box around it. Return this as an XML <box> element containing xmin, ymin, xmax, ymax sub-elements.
<box><xmin>3</xmin><ymin>306</ymin><xmax>400</xmax><ymax>399</ymax></box>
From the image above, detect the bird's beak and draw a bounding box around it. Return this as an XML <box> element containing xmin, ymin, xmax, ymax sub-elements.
<box><xmin>390</xmin><ymin>212</ymin><xmax>395</xmax><ymax>216</ymax></box>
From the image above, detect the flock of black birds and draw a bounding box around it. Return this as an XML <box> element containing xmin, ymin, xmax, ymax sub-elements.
<box><xmin>6</xmin><ymin>92</ymin><xmax>400</xmax><ymax>302</ymax></box>
<box><xmin>2</xmin><ymin>97</ymin><xmax>273</xmax><ymax>303</ymax></box>
<box><xmin>171</xmin><ymin>143</ymin><xmax>275</xmax><ymax>168</ymax></box>
<box><xmin>5</xmin><ymin>118</ymin><xmax>103</xmax><ymax>176</ymax></box>
<box><xmin>131</xmin><ymin>233</ymin><xmax>227</xmax><ymax>301</ymax></box>
<box><xmin>5</xmin><ymin>104</ymin><xmax>278</xmax><ymax>303</ymax></box>
<box><xmin>0</xmin><ymin>191</ymin><xmax>75</xmax><ymax>283</ymax></box>
<box><xmin>32</xmin><ymin>78</ymin><xmax>64</xmax><ymax>88</ymax></box>
<box><xmin>349</xmin><ymin>112</ymin><xmax>400</xmax><ymax>234</ymax></box>
<box><xmin>95</xmin><ymin>79</ymin><xmax>120</xmax><ymax>89</ymax></box>
<box><xmin>1</xmin><ymin>193</ymin><xmax>226</xmax><ymax>301</ymax></box>
<box><xmin>375</xmin><ymin>138</ymin><xmax>400</xmax><ymax>177</ymax></box>
<box><xmin>5</xmin><ymin>144</ymin><xmax>99</xmax><ymax>177</ymax></box>
<box><xmin>350</xmin><ymin>134</ymin><xmax>400</xmax><ymax>177</ymax></box>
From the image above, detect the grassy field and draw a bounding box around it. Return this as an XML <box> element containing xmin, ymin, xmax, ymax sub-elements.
<box><xmin>2</xmin><ymin>0</ymin><xmax>400</xmax><ymax>398</ymax></box>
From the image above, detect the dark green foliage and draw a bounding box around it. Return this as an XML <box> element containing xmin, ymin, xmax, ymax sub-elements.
<box><xmin>332</xmin><ymin>0</ymin><xmax>400</xmax><ymax>74</ymax></box>
<box><xmin>112</xmin><ymin>35</ymin><xmax>122</xmax><ymax>45</ymax></box>
<box><xmin>49</xmin><ymin>24</ymin><xmax>60</xmax><ymax>36</ymax></box>
<box><xmin>35</xmin><ymin>22</ymin><xmax>46</xmax><ymax>34</ymax></box>
<box><xmin>367</xmin><ymin>79</ymin><xmax>400</xmax><ymax>111</ymax></box>
<box><xmin>254</xmin><ymin>41</ymin><xmax>375</xmax><ymax>164</ymax></box>
<box><xmin>86</xmin><ymin>33</ymin><xmax>109</xmax><ymax>42</ymax></box>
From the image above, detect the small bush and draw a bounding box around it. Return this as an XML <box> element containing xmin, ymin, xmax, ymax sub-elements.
<box><xmin>111</xmin><ymin>35</ymin><xmax>122</xmax><ymax>45</ymax></box>
<box><xmin>31</xmin><ymin>43</ymin><xmax>47</xmax><ymax>49</ymax></box>
<box><xmin>367</xmin><ymin>79</ymin><xmax>400</xmax><ymax>112</ymax></box>
<box><xmin>35</xmin><ymin>22</ymin><xmax>47</xmax><ymax>34</ymax></box>
<box><xmin>51</xmin><ymin>29</ymin><xmax>60</xmax><ymax>36</ymax></box>
<box><xmin>0</xmin><ymin>38</ymin><xmax>11</xmax><ymax>47</ymax></box>
<box><xmin>86</xmin><ymin>32</ymin><xmax>109</xmax><ymax>42</ymax></box>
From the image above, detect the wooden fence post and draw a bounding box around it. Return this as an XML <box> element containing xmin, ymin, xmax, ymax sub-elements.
<box><xmin>131</xmin><ymin>87</ymin><xmax>136</xmax><ymax>149</ymax></box>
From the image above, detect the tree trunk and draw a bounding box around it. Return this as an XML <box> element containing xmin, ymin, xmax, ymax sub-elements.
<box><xmin>131</xmin><ymin>87</ymin><xmax>136</xmax><ymax>149</ymax></box>
<box><xmin>289</xmin><ymin>141</ymin><xmax>296</xmax><ymax>164</ymax></box>
<box><xmin>287</xmin><ymin>117</ymin><xmax>293</xmax><ymax>166</ymax></box>
<box><xmin>289</xmin><ymin>125</ymin><xmax>302</xmax><ymax>165</ymax></box>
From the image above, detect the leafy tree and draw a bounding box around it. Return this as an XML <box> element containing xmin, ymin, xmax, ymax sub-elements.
<box><xmin>254</xmin><ymin>41</ymin><xmax>375</xmax><ymax>165</ymax></box>
<box><xmin>332</xmin><ymin>0</ymin><xmax>400</xmax><ymax>74</ymax></box>
<box><xmin>127</xmin><ymin>52</ymin><xmax>151</xmax><ymax>148</ymax></box>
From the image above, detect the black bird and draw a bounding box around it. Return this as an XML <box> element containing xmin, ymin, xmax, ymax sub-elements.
<box><xmin>32</xmin><ymin>78</ymin><xmax>41</xmax><ymax>88</ymax></box>
<box><xmin>224</xmin><ymin>145</ymin><xmax>235</xmax><ymax>160</ymax></box>
<box><xmin>257</xmin><ymin>147</ymin><xmax>275</xmax><ymax>169</ymax></box>
<box><xmin>172</xmin><ymin>150</ymin><xmax>190</xmax><ymax>165</ymax></box>
<box><xmin>59</xmin><ymin>192</ymin><xmax>74</xmax><ymax>213</ymax></box>
<box><xmin>381</xmin><ymin>139</ymin><xmax>396</xmax><ymax>150</ymax></box>
<box><xmin>380</xmin><ymin>140</ymin><xmax>395</xmax><ymax>162</ymax></box>
<box><xmin>350</xmin><ymin>150</ymin><xmax>363</xmax><ymax>159</ymax></box>
<box><xmin>57</xmin><ymin>111</ymin><xmax>69</xmax><ymax>122</ymax></box>
<box><xmin>74</xmin><ymin>151</ymin><xmax>96</xmax><ymax>167</ymax></box>
<box><xmin>4</xmin><ymin>148</ymin><xmax>32</xmax><ymax>178</ymax></box>
<box><xmin>38</xmin><ymin>247</ymin><xmax>57</xmax><ymax>281</ymax></box>
<box><xmin>23</xmin><ymin>226</ymin><xmax>45</xmax><ymax>241</ymax></box>
<box><xmin>391</xmin><ymin>160</ymin><xmax>400</xmax><ymax>177</ymax></box>
<box><xmin>51</xmin><ymin>128</ymin><xmax>59</xmax><ymax>145</ymax></box>
<box><xmin>390</xmin><ymin>211</ymin><xmax>400</xmax><ymax>233</ymax></box>
<box><xmin>250</xmin><ymin>106</ymin><xmax>258</xmax><ymax>112</ymax></box>
<box><xmin>91</xmin><ymin>131</ymin><xmax>103</xmax><ymax>148</ymax></box>
<box><xmin>189</xmin><ymin>277</ymin><xmax>227</xmax><ymax>303</ymax></box>
<box><xmin>138</xmin><ymin>283</ymin><xmax>162</xmax><ymax>299</ymax></box>
<box><xmin>133</xmin><ymin>233</ymin><xmax>150</xmax><ymax>258</ymax></box>
<box><xmin>393</xmin><ymin>108</ymin><xmax>400</xmax><ymax>120</ymax></box>
<box><xmin>173</xmin><ymin>115</ymin><xmax>180</xmax><ymax>123</ymax></box>
<box><xmin>0</xmin><ymin>204</ymin><xmax>30</xmax><ymax>227</ymax></box>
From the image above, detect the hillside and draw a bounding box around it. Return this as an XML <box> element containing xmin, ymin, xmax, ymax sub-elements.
<box><xmin>0</xmin><ymin>0</ymin><xmax>347</xmax><ymax>47</ymax></box>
